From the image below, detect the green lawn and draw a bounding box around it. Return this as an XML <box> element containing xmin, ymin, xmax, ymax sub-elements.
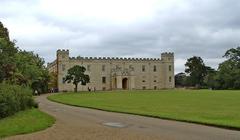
<box><xmin>0</xmin><ymin>108</ymin><xmax>55</xmax><ymax>138</ymax></box>
<box><xmin>48</xmin><ymin>90</ymin><xmax>240</xmax><ymax>130</ymax></box>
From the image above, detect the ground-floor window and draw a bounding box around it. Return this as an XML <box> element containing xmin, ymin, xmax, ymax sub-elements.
<box><xmin>102</xmin><ymin>77</ymin><xmax>106</xmax><ymax>83</ymax></box>
<box><xmin>142</xmin><ymin>86</ymin><xmax>146</xmax><ymax>90</ymax></box>
<box><xmin>154</xmin><ymin>86</ymin><xmax>157</xmax><ymax>90</ymax></box>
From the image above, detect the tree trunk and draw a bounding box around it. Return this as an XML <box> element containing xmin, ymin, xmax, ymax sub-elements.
<box><xmin>74</xmin><ymin>84</ymin><xmax>78</xmax><ymax>92</ymax></box>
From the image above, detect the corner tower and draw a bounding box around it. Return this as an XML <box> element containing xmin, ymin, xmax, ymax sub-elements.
<box><xmin>161</xmin><ymin>52</ymin><xmax>175</xmax><ymax>88</ymax></box>
<box><xmin>57</xmin><ymin>49</ymin><xmax>69</xmax><ymax>91</ymax></box>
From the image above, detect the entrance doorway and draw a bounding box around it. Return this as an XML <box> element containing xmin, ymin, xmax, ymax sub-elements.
<box><xmin>122</xmin><ymin>78</ymin><xmax>128</xmax><ymax>90</ymax></box>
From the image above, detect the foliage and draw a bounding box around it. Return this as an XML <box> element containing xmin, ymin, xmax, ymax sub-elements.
<box><xmin>0</xmin><ymin>22</ymin><xmax>10</xmax><ymax>42</ymax></box>
<box><xmin>64</xmin><ymin>65</ymin><xmax>90</xmax><ymax>92</ymax></box>
<box><xmin>0</xmin><ymin>22</ymin><xmax>17</xmax><ymax>83</ymax></box>
<box><xmin>14</xmin><ymin>51</ymin><xmax>50</xmax><ymax>93</ymax></box>
<box><xmin>208</xmin><ymin>47</ymin><xmax>240</xmax><ymax>89</ymax></box>
<box><xmin>0</xmin><ymin>84</ymin><xmax>37</xmax><ymax>119</ymax></box>
<box><xmin>48</xmin><ymin>90</ymin><xmax>240</xmax><ymax>130</ymax></box>
<box><xmin>175</xmin><ymin>72</ymin><xmax>187</xmax><ymax>87</ymax></box>
<box><xmin>0</xmin><ymin>108</ymin><xmax>55</xmax><ymax>138</ymax></box>
<box><xmin>0</xmin><ymin>39</ymin><xmax>18</xmax><ymax>83</ymax></box>
<box><xmin>185</xmin><ymin>56</ymin><xmax>208</xmax><ymax>87</ymax></box>
<box><xmin>180</xmin><ymin>47</ymin><xmax>240</xmax><ymax>89</ymax></box>
<box><xmin>224</xmin><ymin>47</ymin><xmax>240</xmax><ymax>64</ymax></box>
<box><xmin>0</xmin><ymin>21</ymin><xmax>50</xmax><ymax>93</ymax></box>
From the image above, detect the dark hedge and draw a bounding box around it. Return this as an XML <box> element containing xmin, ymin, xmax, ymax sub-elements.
<box><xmin>0</xmin><ymin>84</ymin><xmax>37</xmax><ymax>119</ymax></box>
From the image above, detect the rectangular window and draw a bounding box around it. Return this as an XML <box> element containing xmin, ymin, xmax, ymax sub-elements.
<box><xmin>153</xmin><ymin>65</ymin><xmax>157</xmax><ymax>72</ymax></box>
<box><xmin>87</xmin><ymin>65</ymin><xmax>91</xmax><ymax>71</ymax></box>
<box><xmin>142</xmin><ymin>86</ymin><xmax>146</xmax><ymax>90</ymax></box>
<box><xmin>102</xmin><ymin>65</ymin><xmax>105</xmax><ymax>72</ymax></box>
<box><xmin>154</xmin><ymin>86</ymin><xmax>157</xmax><ymax>90</ymax></box>
<box><xmin>169</xmin><ymin>76</ymin><xmax>172</xmax><ymax>82</ymax></box>
<box><xmin>102</xmin><ymin>87</ymin><xmax>106</xmax><ymax>91</ymax></box>
<box><xmin>62</xmin><ymin>64</ymin><xmax>65</xmax><ymax>71</ymax></box>
<box><xmin>169</xmin><ymin>65</ymin><xmax>172</xmax><ymax>71</ymax></box>
<box><xmin>142</xmin><ymin>65</ymin><xmax>145</xmax><ymax>72</ymax></box>
<box><xmin>102</xmin><ymin>77</ymin><xmax>106</xmax><ymax>84</ymax></box>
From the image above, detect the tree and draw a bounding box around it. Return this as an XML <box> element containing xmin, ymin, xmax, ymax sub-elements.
<box><xmin>214</xmin><ymin>47</ymin><xmax>240</xmax><ymax>89</ymax></box>
<box><xmin>223</xmin><ymin>47</ymin><xmax>240</xmax><ymax>65</ymax></box>
<box><xmin>0</xmin><ymin>22</ymin><xmax>10</xmax><ymax>41</ymax></box>
<box><xmin>14</xmin><ymin>50</ymin><xmax>50</xmax><ymax>93</ymax></box>
<box><xmin>203</xmin><ymin>66</ymin><xmax>217</xmax><ymax>88</ymax></box>
<box><xmin>0</xmin><ymin>22</ymin><xmax>18</xmax><ymax>83</ymax></box>
<box><xmin>64</xmin><ymin>65</ymin><xmax>90</xmax><ymax>92</ymax></box>
<box><xmin>185</xmin><ymin>56</ymin><xmax>207</xmax><ymax>87</ymax></box>
<box><xmin>0</xmin><ymin>39</ymin><xmax>18</xmax><ymax>83</ymax></box>
<box><xmin>0</xmin><ymin>21</ymin><xmax>51</xmax><ymax>94</ymax></box>
<box><xmin>175</xmin><ymin>72</ymin><xmax>187</xmax><ymax>87</ymax></box>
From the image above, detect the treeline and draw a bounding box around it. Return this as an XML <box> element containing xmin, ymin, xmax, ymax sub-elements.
<box><xmin>175</xmin><ymin>47</ymin><xmax>240</xmax><ymax>89</ymax></box>
<box><xmin>0</xmin><ymin>22</ymin><xmax>50</xmax><ymax>118</ymax></box>
<box><xmin>0</xmin><ymin>22</ymin><xmax>50</xmax><ymax>93</ymax></box>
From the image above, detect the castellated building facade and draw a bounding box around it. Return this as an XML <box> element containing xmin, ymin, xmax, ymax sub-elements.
<box><xmin>47</xmin><ymin>50</ymin><xmax>175</xmax><ymax>92</ymax></box>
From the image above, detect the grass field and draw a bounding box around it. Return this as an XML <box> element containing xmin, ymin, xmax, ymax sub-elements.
<box><xmin>0</xmin><ymin>108</ymin><xmax>55</xmax><ymax>138</ymax></box>
<box><xmin>48</xmin><ymin>90</ymin><xmax>240</xmax><ymax>130</ymax></box>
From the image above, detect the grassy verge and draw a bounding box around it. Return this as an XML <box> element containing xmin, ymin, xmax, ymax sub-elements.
<box><xmin>0</xmin><ymin>108</ymin><xmax>55</xmax><ymax>138</ymax></box>
<box><xmin>48</xmin><ymin>90</ymin><xmax>240</xmax><ymax>130</ymax></box>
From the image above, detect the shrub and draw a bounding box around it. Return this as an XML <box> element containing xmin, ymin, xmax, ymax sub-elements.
<box><xmin>0</xmin><ymin>84</ymin><xmax>37</xmax><ymax>119</ymax></box>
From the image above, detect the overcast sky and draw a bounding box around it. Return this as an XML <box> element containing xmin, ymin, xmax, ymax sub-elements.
<box><xmin>1</xmin><ymin>0</ymin><xmax>240</xmax><ymax>73</ymax></box>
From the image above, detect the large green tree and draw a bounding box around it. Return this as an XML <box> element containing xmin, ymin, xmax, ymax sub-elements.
<box><xmin>185</xmin><ymin>56</ymin><xmax>207</xmax><ymax>87</ymax></box>
<box><xmin>213</xmin><ymin>47</ymin><xmax>240</xmax><ymax>89</ymax></box>
<box><xmin>0</xmin><ymin>22</ymin><xmax>18</xmax><ymax>83</ymax></box>
<box><xmin>14</xmin><ymin>51</ymin><xmax>50</xmax><ymax>93</ymax></box>
<box><xmin>0</xmin><ymin>21</ymin><xmax>50</xmax><ymax>93</ymax></box>
<box><xmin>64</xmin><ymin>65</ymin><xmax>90</xmax><ymax>92</ymax></box>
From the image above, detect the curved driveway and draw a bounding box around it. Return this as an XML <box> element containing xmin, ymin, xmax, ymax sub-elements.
<box><xmin>6</xmin><ymin>94</ymin><xmax>240</xmax><ymax>140</ymax></box>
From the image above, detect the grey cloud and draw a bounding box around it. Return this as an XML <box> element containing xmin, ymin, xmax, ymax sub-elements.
<box><xmin>1</xmin><ymin>0</ymin><xmax>240</xmax><ymax>73</ymax></box>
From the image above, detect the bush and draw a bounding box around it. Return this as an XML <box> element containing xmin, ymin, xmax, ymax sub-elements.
<box><xmin>0</xmin><ymin>84</ymin><xmax>37</xmax><ymax>119</ymax></box>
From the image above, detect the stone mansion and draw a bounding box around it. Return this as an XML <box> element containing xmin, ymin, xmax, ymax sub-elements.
<box><xmin>47</xmin><ymin>50</ymin><xmax>175</xmax><ymax>92</ymax></box>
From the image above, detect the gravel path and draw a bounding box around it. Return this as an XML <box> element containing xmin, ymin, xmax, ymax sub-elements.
<box><xmin>5</xmin><ymin>94</ymin><xmax>240</xmax><ymax>140</ymax></box>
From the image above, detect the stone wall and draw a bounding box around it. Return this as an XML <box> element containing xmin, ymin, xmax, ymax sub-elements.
<box><xmin>48</xmin><ymin>49</ymin><xmax>175</xmax><ymax>92</ymax></box>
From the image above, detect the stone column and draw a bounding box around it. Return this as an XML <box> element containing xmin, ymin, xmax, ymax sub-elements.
<box><xmin>130</xmin><ymin>76</ymin><xmax>135</xmax><ymax>90</ymax></box>
<box><xmin>116</xmin><ymin>76</ymin><xmax>122</xmax><ymax>89</ymax></box>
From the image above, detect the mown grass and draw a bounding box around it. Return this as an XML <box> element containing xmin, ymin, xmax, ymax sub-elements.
<box><xmin>0</xmin><ymin>108</ymin><xmax>55</xmax><ymax>138</ymax></box>
<box><xmin>48</xmin><ymin>90</ymin><xmax>240</xmax><ymax>130</ymax></box>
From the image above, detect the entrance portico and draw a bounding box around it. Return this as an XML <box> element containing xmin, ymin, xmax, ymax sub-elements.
<box><xmin>112</xmin><ymin>75</ymin><xmax>135</xmax><ymax>90</ymax></box>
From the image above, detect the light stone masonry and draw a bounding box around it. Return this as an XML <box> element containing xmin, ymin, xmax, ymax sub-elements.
<box><xmin>47</xmin><ymin>49</ymin><xmax>175</xmax><ymax>92</ymax></box>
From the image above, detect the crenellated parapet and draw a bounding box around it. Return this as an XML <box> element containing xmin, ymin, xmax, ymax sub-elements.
<box><xmin>161</xmin><ymin>52</ymin><xmax>174</xmax><ymax>57</ymax></box>
<box><xmin>55</xmin><ymin>49</ymin><xmax>174</xmax><ymax>62</ymax></box>
<box><xmin>57</xmin><ymin>49</ymin><xmax>69</xmax><ymax>53</ymax></box>
<box><xmin>57</xmin><ymin>49</ymin><xmax>70</xmax><ymax>61</ymax></box>
<box><xmin>161</xmin><ymin>52</ymin><xmax>174</xmax><ymax>62</ymax></box>
<box><xmin>69</xmin><ymin>56</ymin><xmax>162</xmax><ymax>61</ymax></box>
